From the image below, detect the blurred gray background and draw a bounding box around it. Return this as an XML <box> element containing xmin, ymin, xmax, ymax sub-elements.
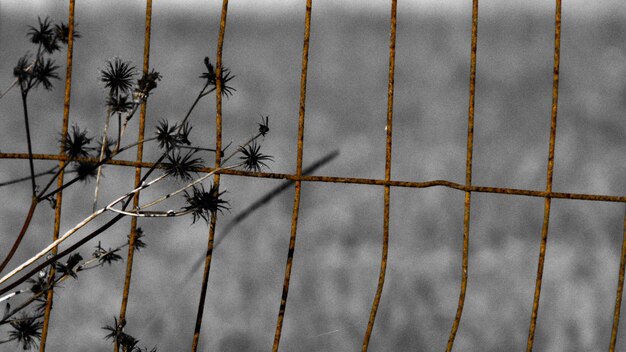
<box><xmin>1</xmin><ymin>0</ymin><xmax>626</xmax><ymax>351</ymax></box>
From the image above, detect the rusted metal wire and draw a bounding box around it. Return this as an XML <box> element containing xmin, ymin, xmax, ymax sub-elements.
<box><xmin>271</xmin><ymin>1</ymin><xmax>312</xmax><ymax>350</ymax></box>
<box><xmin>610</xmin><ymin>206</ymin><xmax>626</xmax><ymax>351</ymax></box>
<box><xmin>3</xmin><ymin>153</ymin><xmax>626</xmax><ymax>204</ymax></box>
<box><xmin>116</xmin><ymin>2</ymin><xmax>152</xmax><ymax>351</ymax></box>
<box><xmin>527</xmin><ymin>1</ymin><xmax>561</xmax><ymax>351</ymax></box>
<box><xmin>191</xmin><ymin>1</ymin><xmax>229</xmax><ymax>350</ymax></box>
<box><xmin>446</xmin><ymin>0</ymin><xmax>478</xmax><ymax>350</ymax></box>
<box><xmin>361</xmin><ymin>1</ymin><xmax>396</xmax><ymax>351</ymax></box>
<box><xmin>38</xmin><ymin>1</ymin><xmax>76</xmax><ymax>350</ymax></box>
<box><xmin>3</xmin><ymin>2</ymin><xmax>626</xmax><ymax>349</ymax></box>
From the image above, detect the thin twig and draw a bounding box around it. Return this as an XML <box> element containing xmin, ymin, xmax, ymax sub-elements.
<box><xmin>93</xmin><ymin>101</ymin><xmax>113</xmax><ymax>212</ymax></box>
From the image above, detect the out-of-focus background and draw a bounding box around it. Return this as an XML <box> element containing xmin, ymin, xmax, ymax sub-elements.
<box><xmin>1</xmin><ymin>1</ymin><xmax>626</xmax><ymax>351</ymax></box>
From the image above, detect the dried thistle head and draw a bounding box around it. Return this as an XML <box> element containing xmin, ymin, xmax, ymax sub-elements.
<box><xmin>98</xmin><ymin>248</ymin><xmax>122</xmax><ymax>266</ymax></box>
<box><xmin>258</xmin><ymin>115</ymin><xmax>270</xmax><ymax>137</ymax></box>
<box><xmin>155</xmin><ymin>120</ymin><xmax>179</xmax><ymax>151</ymax></box>
<box><xmin>73</xmin><ymin>161</ymin><xmax>98</xmax><ymax>183</ymax></box>
<box><xmin>13</xmin><ymin>55</ymin><xmax>32</xmax><ymax>82</ymax></box>
<box><xmin>62</xmin><ymin>125</ymin><xmax>93</xmax><ymax>159</ymax></box>
<box><xmin>28</xmin><ymin>17</ymin><xmax>59</xmax><ymax>53</ymax></box>
<box><xmin>183</xmin><ymin>183</ymin><xmax>230</xmax><ymax>224</ymax></box>
<box><xmin>97</xmin><ymin>136</ymin><xmax>117</xmax><ymax>160</ymax></box>
<box><xmin>163</xmin><ymin>150</ymin><xmax>203</xmax><ymax>181</ymax></box>
<box><xmin>239</xmin><ymin>141</ymin><xmax>273</xmax><ymax>173</ymax></box>
<box><xmin>200</xmin><ymin>56</ymin><xmax>235</xmax><ymax>97</ymax></box>
<box><xmin>8</xmin><ymin>314</ymin><xmax>44</xmax><ymax>350</ymax></box>
<box><xmin>136</xmin><ymin>69</ymin><xmax>162</xmax><ymax>96</ymax></box>
<box><xmin>101</xmin><ymin>58</ymin><xmax>136</xmax><ymax>96</ymax></box>
<box><xmin>55</xmin><ymin>252</ymin><xmax>83</xmax><ymax>279</ymax></box>
<box><xmin>53</xmin><ymin>22</ymin><xmax>80</xmax><ymax>44</ymax></box>
<box><xmin>107</xmin><ymin>94</ymin><xmax>134</xmax><ymax>114</ymax></box>
<box><xmin>32</xmin><ymin>57</ymin><xmax>59</xmax><ymax>90</ymax></box>
<box><xmin>130</xmin><ymin>227</ymin><xmax>147</xmax><ymax>252</ymax></box>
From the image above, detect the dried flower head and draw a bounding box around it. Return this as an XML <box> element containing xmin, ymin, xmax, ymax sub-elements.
<box><xmin>97</xmin><ymin>136</ymin><xmax>117</xmax><ymax>160</ymax></box>
<box><xmin>27</xmin><ymin>274</ymin><xmax>49</xmax><ymax>295</ymax></box>
<box><xmin>136</xmin><ymin>69</ymin><xmax>162</xmax><ymax>95</ymax></box>
<box><xmin>130</xmin><ymin>227</ymin><xmax>147</xmax><ymax>252</ymax></box>
<box><xmin>239</xmin><ymin>141</ymin><xmax>273</xmax><ymax>173</ymax></box>
<box><xmin>53</xmin><ymin>22</ymin><xmax>80</xmax><ymax>45</ymax></box>
<box><xmin>8</xmin><ymin>314</ymin><xmax>43</xmax><ymax>350</ymax></box>
<box><xmin>258</xmin><ymin>115</ymin><xmax>270</xmax><ymax>137</ymax></box>
<box><xmin>107</xmin><ymin>94</ymin><xmax>134</xmax><ymax>114</ymax></box>
<box><xmin>155</xmin><ymin>120</ymin><xmax>179</xmax><ymax>151</ymax></box>
<box><xmin>99</xmin><ymin>248</ymin><xmax>122</xmax><ymax>266</ymax></box>
<box><xmin>55</xmin><ymin>252</ymin><xmax>83</xmax><ymax>279</ymax></box>
<box><xmin>32</xmin><ymin>57</ymin><xmax>59</xmax><ymax>90</ymax></box>
<box><xmin>200</xmin><ymin>56</ymin><xmax>235</xmax><ymax>97</ymax></box>
<box><xmin>178</xmin><ymin>121</ymin><xmax>193</xmax><ymax>146</ymax></box>
<box><xmin>28</xmin><ymin>17</ymin><xmax>59</xmax><ymax>54</ymax></box>
<box><xmin>103</xmin><ymin>316</ymin><xmax>132</xmax><ymax>349</ymax></box>
<box><xmin>73</xmin><ymin>161</ymin><xmax>98</xmax><ymax>183</ymax></box>
<box><xmin>92</xmin><ymin>241</ymin><xmax>107</xmax><ymax>258</ymax></box>
<box><xmin>13</xmin><ymin>55</ymin><xmax>32</xmax><ymax>82</ymax></box>
<box><xmin>183</xmin><ymin>183</ymin><xmax>230</xmax><ymax>224</ymax></box>
<box><xmin>163</xmin><ymin>150</ymin><xmax>203</xmax><ymax>181</ymax></box>
<box><xmin>62</xmin><ymin>125</ymin><xmax>93</xmax><ymax>159</ymax></box>
<box><xmin>101</xmin><ymin>58</ymin><xmax>136</xmax><ymax>96</ymax></box>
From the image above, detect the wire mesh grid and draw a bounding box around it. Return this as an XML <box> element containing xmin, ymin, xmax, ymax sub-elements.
<box><xmin>0</xmin><ymin>0</ymin><xmax>625</xmax><ymax>350</ymax></box>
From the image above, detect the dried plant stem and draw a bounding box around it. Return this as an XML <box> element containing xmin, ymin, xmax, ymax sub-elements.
<box><xmin>94</xmin><ymin>103</ymin><xmax>113</xmax><ymax>212</ymax></box>
<box><xmin>38</xmin><ymin>135</ymin><xmax>157</xmax><ymax>201</ymax></box>
<box><xmin>0</xmin><ymin>152</ymin><xmax>167</xmax><ymax>299</ymax></box>
<box><xmin>0</xmin><ymin>166</ymin><xmax>58</xmax><ymax>188</ymax></box>
<box><xmin>0</xmin><ymin>79</ymin><xmax>18</xmax><ymax>100</ymax></box>
<box><xmin>0</xmin><ymin>172</ymin><xmax>168</xmax><ymax>287</ymax></box>
<box><xmin>19</xmin><ymin>89</ymin><xmax>37</xmax><ymax>197</ymax></box>
<box><xmin>0</xmin><ymin>199</ymin><xmax>38</xmax><ymax>274</ymax></box>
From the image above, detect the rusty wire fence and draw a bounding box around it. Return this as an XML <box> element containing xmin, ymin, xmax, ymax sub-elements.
<box><xmin>1</xmin><ymin>0</ymin><xmax>626</xmax><ymax>351</ymax></box>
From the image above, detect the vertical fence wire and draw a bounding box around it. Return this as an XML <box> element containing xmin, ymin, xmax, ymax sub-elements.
<box><xmin>271</xmin><ymin>0</ymin><xmax>312</xmax><ymax>350</ymax></box>
<box><xmin>116</xmin><ymin>1</ymin><xmax>152</xmax><ymax>349</ymax></box>
<box><xmin>38</xmin><ymin>1</ymin><xmax>76</xmax><ymax>350</ymax></box>
<box><xmin>190</xmin><ymin>1</ymin><xmax>229</xmax><ymax>350</ymax></box>
<box><xmin>5</xmin><ymin>1</ymin><xmax>626</xmax><ymax>350</ymax></box>
<box><xmin>610</xmin><ymin>206</ymin><xmax>626</xmax><ymax>351</ymax></box>
<box><xmin>446</xmin><ymin>0</ymin><xmax>478</xmax><ymax>350</ymax></box>
<box><xmin>361</xmin><ymin>1</ymin><xmax>397</xmax><ymax>351</ymax></box>
<box><xmin>526</xmin><ymin>1</ymin><xmax>561</xmax><ymax>351</ymax></box>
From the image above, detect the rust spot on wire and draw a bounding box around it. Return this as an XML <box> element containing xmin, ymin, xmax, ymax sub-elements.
<box><xmin>362</xmin><ymin>1</ymin><xmax>396</xmax><ymax>351</ymax></box>
<box><xmin>272</xmin><ymin>1</ymin><xmax>312</xmax><ymax>350</ymax></box>
<box><xmin>40</xmin><ymin>1</ymin><xmax>76</xmax><ymax>349</ymax></box>
<box><xmin>527</xmin><ymin>1</ymin><xmax>561</xmax><ymax>350</ymax></box>
<box><xmin>191</xmin><ymin>1</ymin><xmax>229</xmax><ymax>350</ymax></box>
<box><xmin>117</xmin><ymin>1</ymin><xmax>152</xmax><ymax>347</ymax></box>
<box><xmin>446</xmin><ymin>0</ymin><xmax>478</xmax><ymax>350</ymax></box>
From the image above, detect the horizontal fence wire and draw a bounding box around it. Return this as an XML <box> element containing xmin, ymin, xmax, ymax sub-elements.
<box><xmin>2</xmin><ymin>0</ymin><xmax>626</xmax><ymax>350</ymax></box>
<box><xmin>2</xmin><ymin>153</ymin><xmax>625</xmax><ymax>203</ymax></box>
